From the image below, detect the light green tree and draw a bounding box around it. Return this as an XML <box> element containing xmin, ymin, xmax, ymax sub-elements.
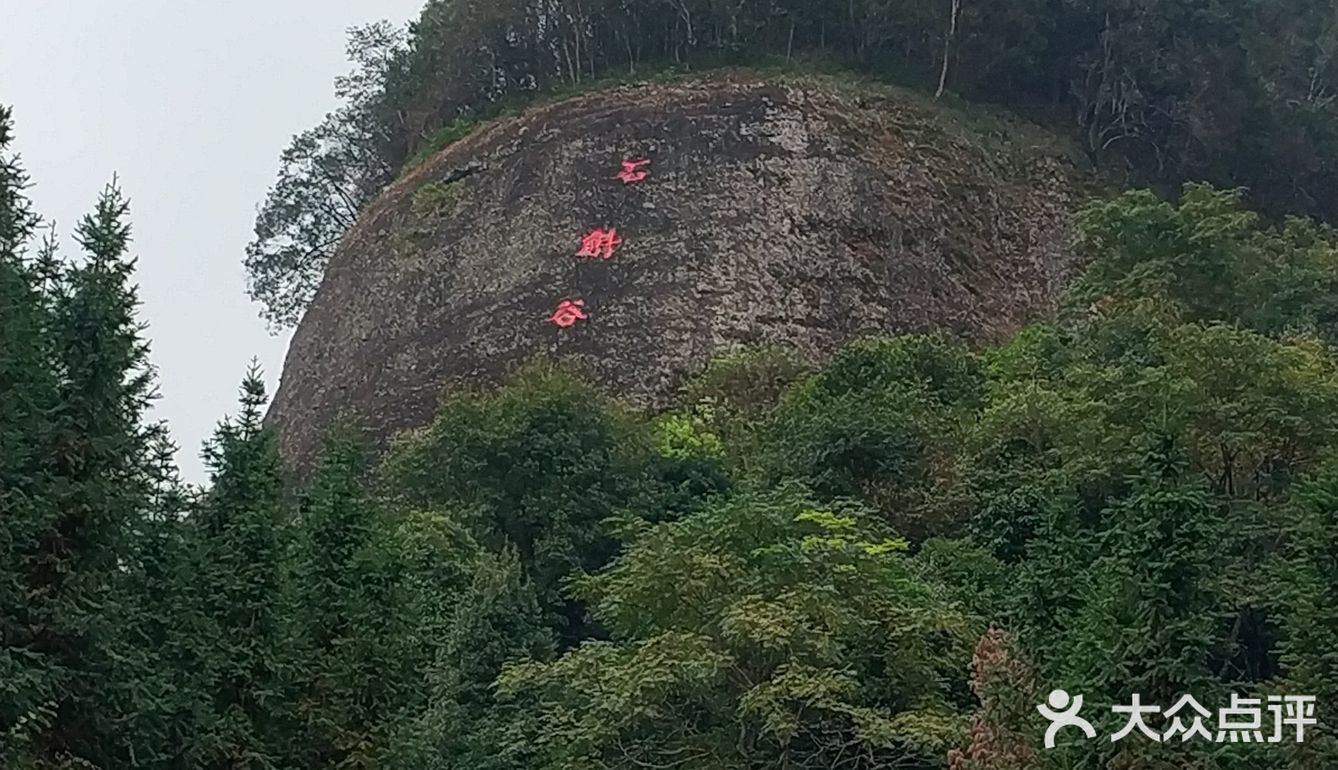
<box><xmin>499</xmin><ymin>486</ymin><xmax>973</xmax><ymax>770</ymax></box>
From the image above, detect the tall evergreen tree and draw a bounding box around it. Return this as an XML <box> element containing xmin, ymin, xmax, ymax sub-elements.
<box><xmin>49</xmin><ymin>180</ymin><xmax>163</xmax><ymax>768</ymax></box>
<box><xmin>2</xmin><ymin>174</ymin><xmax>162</xmax><ymax>769</ymax></box>
<box><xmin>284</xmin><ymin>435</ymin><xmax>420</xmax><ymax>770</ymax></box>
<box><xmin>114</xmin><ymin>432</ymin><xmax>211</xmax><ymax>770</ymax></box>
<box><xmin>0</xmin><ymin>103</ymin><xmax>66</xmax><ymax>769</ymax></box>
<box><xmin>396</xmin><ymin>548</ymin><xmax>553</xmax><ymax>770</ymax></box>
<box><xmin>193</xmin><ymin>366</ymin><xmax>289</xmax><ymax>770</ymax></box>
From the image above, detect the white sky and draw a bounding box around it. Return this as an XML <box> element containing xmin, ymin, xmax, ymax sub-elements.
<box><xmin>1</xmin><ymin>1</ymin><xmax>425</xmax><ymax>481</ymax></box>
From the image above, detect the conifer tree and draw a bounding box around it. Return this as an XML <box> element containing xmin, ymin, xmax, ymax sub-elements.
<box><xmin>1</xmin><ymin>173</ymin><xmax>163</xmax><ymax>768</ymax></box>
<box><xmin>115</xmin><ymin>432</ymin><xmax>211</xmax><ymax>770</ymax></box>
<box><xmin>290</xmin><ymin>436</ymin><xmax>370</xmax><ymax>638</ymax></box>
<box><xmin>350</xmin><ymin>509</ymin><xmax>470</xmax><ymax>770</ymax></box>
<box><xmin>47</xmin><ymin>180</ymin><xmax>163</xmax><ymax>768</ymax></box>
<box><xmin>388</xmin><ymin>547</ymin><xmax>553</xmax><ymax>770</ymax></box>
<box><xmin>194</xmin><ymin>366</ymin><xmax>289</xmax><ymax>770</ymax></box>
<box><xmin>285</xmin><ymin>435</ymin><xmax>410</xmax><ymax>770</ymax></box>
<box><xmin>0</xmin><ymin>103</ymin><xmax>67</xmax><ymax>769</ymax></box>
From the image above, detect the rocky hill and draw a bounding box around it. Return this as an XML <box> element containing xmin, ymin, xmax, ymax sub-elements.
<box><xmin>267</xmin><ymin>71</ymin><xmax>1090</xmax><ymax>473</ymax></box>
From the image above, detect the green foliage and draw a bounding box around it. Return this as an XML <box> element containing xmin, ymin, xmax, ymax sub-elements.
<box><xmin>191</xmin><ymin>367</ymin><xmax>290</xmax><ymax>770</ymax></box>
<box><xmin>112</xmin><ymin>442</ymin><xmax>211</xmax><ymax>770</ymax></box>
<box><xmin>650</xmin><ymin>411</ymin><xmax>724</xmax><ymax>462</ymax></box>
<box><xmin>0</xmin><ymin>124</ymin><xmax>170</xmax><ymax>769</ymax></box>
<box><xmin>760</xmin><ymin>336</ymin><xmax>981</xmax><ymax>540</ymax></box>
<box><xmin>1071</xmin><ymin>185</ymin><xmax>1338</xmax><ymax>339</ymax></box>
<box><xmin>244</xmin><ymin>22</ymin><xmax>407</xmax><ymax>330</ymax></box>
<box><xmin>391</xmin><ymin>548</ymin><xmax>554</xmax><ymax>770</ymax></box>
<box><xmin>1049</xmin><ymin>436</ymin><xmax>1225</xmax><ymax>767</ymax></box>
<box><xmin>283</xmin><ymin>436</ymin><xmax>384</xmax><ymax>769</ymax></box>
<box><xmin>679</xmin><ymin>345</ymin><xmax>809</xmax><ymax>469</ymax></box>
<box><xmin>913</xmin><ymin>538</ymin><xmax>1012</xmax><ymax>626</ymax></box>
<box><xmin>381</xmin><ymin>362</ymin><xmax>727</xmax><ymax>646</ymax></box>
<box><xmin>402</xmin><ymin>116</ymin><xmax>489</xmax><ymax>173</ymax></box>
<box><xmin>280</xmin><ymin>434</ymin><xmax>483</xmax><ymax>770</ymax></box>
<box><xmin>0</xmin><ymin>106</ymin><xmax>59</xmax><ymax>765</ymax></box>
<box><xmin>381</xmin><ymin>364</ymin><xmax>651</xmax><ymax>626</ymax></box>
<box><xmin>955</xmin><ymin>184</ymin><xmax>1338</xmax><ymax>768</ymax></box>
<box><xmin>497</xmin><ymin>487</ymin><xmax>972</xmax><ymax>770</ymax></box>
<box><xmin>1267</xmin><ymin>459</ymin><xmax>1338</xmax><ymax>764</ymax></box>
<box><xmin>409</xmin><ymin>178</ymin><xmax>463</xmax><ymax>216</ymax></box>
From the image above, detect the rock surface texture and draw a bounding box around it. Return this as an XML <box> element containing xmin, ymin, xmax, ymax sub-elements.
<box><xmin>269</xmin><ymin>72</ymin><xmax>1088</xmax><ymax>473</ymax></box>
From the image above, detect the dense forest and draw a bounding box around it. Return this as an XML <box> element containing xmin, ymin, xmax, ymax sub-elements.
<box><xmin>245</xmin><ymin>0</ymin><xmax>1338</xmax><ymax>328</ymax></box>
<box><xmin>9</xmin><ymin>93</ymin><xmax>1338</xmax><ymax>765</ymax></box>
<box><xmin>7</xmin><ymin>1</ymin><xmax>1338</xmax><ymax>769</ymax></box>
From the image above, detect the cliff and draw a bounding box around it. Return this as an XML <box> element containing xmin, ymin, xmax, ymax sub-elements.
<box><xmin>268</xmin><ymin>71</ymin><xmax>1090</xmax><ymax>473</ymax></box>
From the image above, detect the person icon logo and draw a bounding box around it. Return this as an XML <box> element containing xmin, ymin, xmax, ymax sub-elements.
<box><xmin>1037</xmin><ymin>689</ymin><xmax>1097</xmax><ymax>748</ymax></box>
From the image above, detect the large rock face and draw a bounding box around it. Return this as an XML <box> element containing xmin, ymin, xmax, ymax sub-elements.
<box><xmin>269</xmin><ymin>72</ymin><xmax>1088</xmax><ymax>473</ymax></box>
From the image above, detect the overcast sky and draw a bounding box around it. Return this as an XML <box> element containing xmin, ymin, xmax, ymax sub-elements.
<box><xmin>1</xmin><ymin>1</ymin><xmax>425</xmax><ymax>481</ymax></box>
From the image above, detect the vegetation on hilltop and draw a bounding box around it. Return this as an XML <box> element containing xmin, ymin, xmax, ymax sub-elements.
<box><xmin>245</xmin><ymin>0</ymin><xmax>1338</xmax><ymax>328</ymax></box>
<box><xmin>10</xmin><ymin>87</ymin><xmax>1338</xmax><ymax>767</ymax></box>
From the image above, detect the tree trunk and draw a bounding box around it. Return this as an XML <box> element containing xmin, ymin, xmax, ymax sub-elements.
<box><xmin>572</xmin><ymin>2</ymin><xmax>583</xmax><ymax>85</ymax></box>
<box><xmin>936</xmin><ymin>0</ymin><xmax>961</xmax><ymax>99</ymax></box>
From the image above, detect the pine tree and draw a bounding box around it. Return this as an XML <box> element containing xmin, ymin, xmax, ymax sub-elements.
<box><xmin>115</xmin><ymin>432</ymin><xmax>212</xmax><ymax>770</ymax></box>
<box><xmin>1</xmin><ymin>171</ymin><xmax>164</xmax><ymax>768</ymax></box>
<box><xmin>194</xmin><ymin>365</ymin><xmax>289</xmax><ymax>770</ymax></box>
<box><xmin>289</xmin><ymin>436</ymin><xmax>372</xmax><ymax>654</ymax></box>
<box><xmin>41</xmin><ymin>179</ymin><xmax>163</xmax><ymax>768</ymax></box>
<box><xmin>284</xmin><ymin>435</ymin><xmax>400</xmax><ymax>770</ymax></box>
<box><xmin>388</xmin><ymin>547</ymin><xmax>553</xmax><ymax>770</ymax></box>
<box><xmin>0</xmin><ymin>103</ymin><xmax>66</xmax><ymax>769</ymax></box>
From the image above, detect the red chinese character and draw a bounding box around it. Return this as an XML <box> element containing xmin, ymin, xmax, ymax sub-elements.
<box><xmin>548</xmin><ymin>299</ymin><xmax>588</xmax><ymax>328</ymax></box>
<box><xmin>615</xmin><ymin>158</ymin><xmax>651</xmax><ymax>184</ymax></box>
<box><xmin>577</xmin><ymin>228</ymin><xmax>622</xmax><ymax>260</ymax></box>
